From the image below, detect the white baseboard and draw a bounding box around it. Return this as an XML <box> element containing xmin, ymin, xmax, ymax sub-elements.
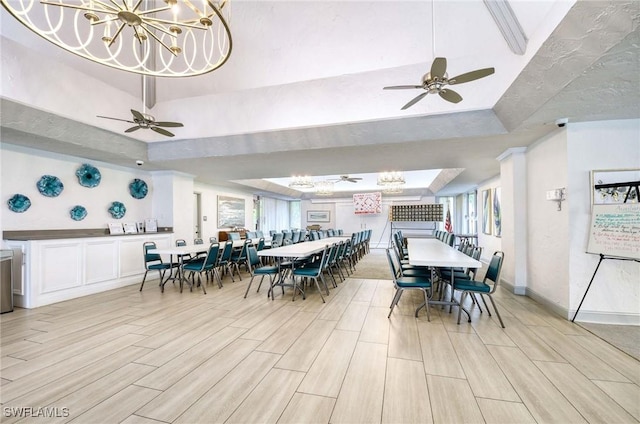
<box><xmin>501</xmin><ymin>278</ymin><xmax>639</xmax><ymax>325</ymax></box>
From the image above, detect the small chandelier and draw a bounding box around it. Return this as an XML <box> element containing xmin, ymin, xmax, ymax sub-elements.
<box><xmin>288</xmin><ymin>175</ymin><xmax>314</xmax><ymax>189</ymax></box>
<box><xmin>382</xmin><ymin>183</ymin><xmax>403</xmax><ymax>194</ymax></box>
<box><xmin>314</xmin><ymin>180</ymin><xmax>334</xmax><ymax>196</ymax></box>
<box><xmin>1</xmin><ymin>0</ymin><xmax>232</xmax><ymax>77</ymax></box>
<box><xmin>377</xmin><ymin>171</ymin><xmax>405</xmax><ymax>186</ymax></box>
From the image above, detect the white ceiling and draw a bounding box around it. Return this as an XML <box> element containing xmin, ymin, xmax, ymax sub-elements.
<box><xmin>1</xmin><ymin>1</ymin><xmax>639</xmax><ymax>198</ymax></box>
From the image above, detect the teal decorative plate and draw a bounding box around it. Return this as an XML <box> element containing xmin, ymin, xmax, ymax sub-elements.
<box><xmin>76</xmin><ymin>164</ymin><xmax>101</xmax><ymax>188</ymax></box>
<box><xmin>37</xmin><ymin>175</ymin><xmax>64</xmax><ymax>197</ymax></box>
<box><xmin>7</xmin><ymin>194</ymin><xmax>31</xmax><ymax>213</ymax></box>
<box><xmin>70</xmin><ymin>205</ymin><xmax>87</xmax><ymax>221</ymax></box>
<box><xmin>129</xmin><ymin>179</ymin><xmax>148</xmax><ymax>199</ymax></box>
<box><xmin>108</xmin><ymin>201</ymin><xmax>126</xmax><ymax>219</ymax></box>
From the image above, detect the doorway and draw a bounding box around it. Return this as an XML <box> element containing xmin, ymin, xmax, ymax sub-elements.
<box><xmin>194</xmin><ymin>193</ymin><xmax>202</xmax><ymax>240</ymax></box>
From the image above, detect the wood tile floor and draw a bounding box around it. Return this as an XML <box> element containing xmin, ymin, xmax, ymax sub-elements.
<box><xmin>1</xmin><ymin>264</ymin><xmax>639</xmax><ymax>423</ymax></box>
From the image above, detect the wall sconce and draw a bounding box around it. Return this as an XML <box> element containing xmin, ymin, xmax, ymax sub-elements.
<box><xmin>546</xmin><ymin>188</ymin><xmax>566</xmax><ymax>211</ymax></box>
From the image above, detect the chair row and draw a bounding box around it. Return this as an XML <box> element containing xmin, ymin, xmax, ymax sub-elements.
<box><xmin>433</xmin><ymin>229</ymin><xmax>455</xmax><ymax>247</ymax></box>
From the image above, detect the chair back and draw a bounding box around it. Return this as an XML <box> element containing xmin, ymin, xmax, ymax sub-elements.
<box><xmin>228</xmin><ymin>232</ymin><xmax>240</xmax><ymax>241</ymax></box>
<box><xmin>385</xmin><ymin>248</ymin><xmax>401</xmax><ymax>285</ymax></box>
<box><xmin>219</xmin><ymin>241</ymin><xmax>234</xmax><ymax>263</ymax></box>
<box><xmin>143</xmin><ymin>242</ymin><xmax>162</xmax><ymax>265</ymax></box>
<box><xmin>484</xmin><ymin>251</ymin><xmax>504</xmax><ymax>292</ymax></box>
<box><xmin>256</xmin><ymin>237</ymin><xmax>265</xmax><ymax>251</ymax></box>
<box><xmin>209</xmin><ymin>236</ymin><xmax>218</xmax><ymax>243</ymax></box>
<box><xmin>256</xmin><ymin>230</ymin><xmax>264</xmax><ymax>239</ymax></box>
<box><xmin>204</xmin><ymin>243</ymin><xmax>220</xmax><ymax>269</ymax></box>
<box><xmin>194</xmin><ymin>238</ymin><xmax>204</xmax><ymax>245</ymax></box>
<box><xmin>273</xmin><ymin>232</ymin><xmax>284</xmax><ymax>246</ymax></box>
<box><xmin>247</xmin><ymin>245</ymin><xmax>261</xmax><ymax>270</ymax></box>
<box><xmin>337</xmin><ymin>229</ymin><xmax>344</xmax><ymax>235</ymax></box>
<box><xmin>298</xmin><ymin>229</ymin><xmax>307</xmax><ymax>242</ymax></box>
<box><xmin>176</xmin><ymin>239</ymin><xmax>187</xmax><ymax>247</ymax></box>
<box><xmin>292</xmin><ymin>231</ymin><xmax>301</xmax><ymax>243</ymax></box>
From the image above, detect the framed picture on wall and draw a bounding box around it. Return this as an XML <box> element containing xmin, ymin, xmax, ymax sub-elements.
<box><xmin>590</xmin><ymin>168</ymin><xmax>640</xmax><ymax>205</ymax></box>
<box><xmin>307</xmin><ymin>210</ymin><xmax>330</xmax><ymax>222</ymax></box>
<box><xmin>218</xmin><ymin>195</ymin><xmax>246</xmax><ymax>228</ymax></box>
<box><xmin>493</xmin><ymin>187</ymin><xmax>502</xmax><ymax>237</ymax></box>
<box><xmin>482</xmin><ymin>189</ymin><xmax>492</xmax><ymax>235</ymax></box>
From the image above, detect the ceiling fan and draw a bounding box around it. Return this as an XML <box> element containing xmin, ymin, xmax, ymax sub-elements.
<box><xmin>331</xmin><ymin>175</ymin><xmax>363</xmax><ymax>183</ymax></box>
<box><xmin>97</xmin><ymin>109</ymin><xmax>184</xmax><ymax>137</ymax></box>
<box><xmin>383</xmin><ymin>57</ymin><xmax>495</xmax><ymax>110</ymax></box>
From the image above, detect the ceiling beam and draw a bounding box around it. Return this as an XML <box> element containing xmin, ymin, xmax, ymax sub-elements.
<box><xmin>483</xmin><ymin>0</ymin><xmax>528</xmax><ymax>55</ymax></box>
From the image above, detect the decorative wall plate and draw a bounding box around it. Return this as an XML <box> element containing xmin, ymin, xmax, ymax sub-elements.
<box><xmin>7</xmin><ymin>194</ymin><xmax>31</xmax><ymax>213</ymax></box>
<box><xmin>129</xmin><ymin>179</ymin><xmax>148</xmax><ymax>199</ymax></box>
<box><xmin>108</xmin><ymin>201</ymin><xmax>126</xmax><ymax>219</ymax></box>
<box><xmin>76</xmin><ymin>164</ymin><xmax>101</xmax><ymax>188</ymax></box>
<box><xmin>37</xmin><ymin>175</ymin><xmax>64</xmax><ymax>197</ymax></box>
<box><xmin>70</xmin><ymin>205</ymin><xmax>87</xmax><ymax>221</ymax></box>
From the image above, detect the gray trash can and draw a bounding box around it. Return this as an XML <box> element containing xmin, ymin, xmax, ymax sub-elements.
<box><xmin>1</xmin><ymin>250</ymin><xmax>14</xmax><ymax>314</ymax></box>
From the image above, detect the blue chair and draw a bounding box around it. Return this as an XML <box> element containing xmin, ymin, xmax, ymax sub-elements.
<box><xmin>182</xmin><ymin>243</ymin><xmax>220</xmax><ymax>294</ymax></box>
<box><xmin>386</xmin><ymin>248</ymin><xmax>432</xmax><ymax>320</ymax></box>
<box><xmin>230</xmin><ymin>239</ymin><xmax>251</xmax><ymax>280</ymax></box>
<box><xmin>455</xmin><ymin>251</ymin><xmax>505</xmax><ymax>327</ymax></box>
<box><xmin>228</xmin><ymin>232</ymin><xmax>241</xmax><ymax>241</ymax></box>
<box><xmin>244</xmin><ymin>246</ymin><xmax>279</xmax><ymax>300</ymax></box>
<box><xmin>217</xmin><ymin>241</ymin><xmax>235</xmax><ymax>282</ymax></box>
<box><xmin>292</xmin><ymin>245</ymin><xmax>330</xmax><ymax>303</ymax></box>
<box><xmin>140</xmin><ymin>241</ymin><xmax>179</xmax><ymax>292</ymax></box>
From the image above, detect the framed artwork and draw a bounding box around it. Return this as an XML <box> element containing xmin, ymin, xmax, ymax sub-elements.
<box><xmin>590</xmin><ymin>168</ymin><xmax>640</xmax><ymax>205</ymax></box>
<box><xmin>353</xmin><ymin>192</ymin><xmax>382</xmax><ymax>215</ymax></box>
<box><xmin>218</xmin><ymin>195</ymin><xmax>246</xmax><ymax>228</ymax></box>
<box><xmin>307</xmin><ymin>210</ymin><xmax>330</xmax><ymax>222</ymax></box>
<box><xmin>493</xmin><ymin>187</ymin><xmax>502</xmax><ymax>237</ymax></box>
<box><xmin>482</xmin><ymin>189</ymin><xmax>492</xmax><ymax>235</ymax></box>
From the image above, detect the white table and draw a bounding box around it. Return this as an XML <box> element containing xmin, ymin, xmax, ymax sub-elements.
<box><xmin>406</xmin><ymin>238</ymin><xmax>481</xmax><ymax>317</ymax></box>
<box><xmin>257</xmin><ymin>237</ymin><xmax>350</xmax><ymax>300</ymax></box>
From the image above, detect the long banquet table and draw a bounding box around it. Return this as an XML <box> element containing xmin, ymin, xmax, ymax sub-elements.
<box><xmin>257</xmin><ymin>236</ymin><xmax>350</xmax><ymax>300</ymax></box>
<box><xmin>406</xmin><ymin>237</ymin><xmax>482</xmax><ymax>317</ymax></box>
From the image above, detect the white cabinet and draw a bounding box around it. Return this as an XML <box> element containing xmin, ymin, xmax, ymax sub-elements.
<box><xmin>5</xmin><ymin>234</ymin><xmax>172</xmax><ymax>308</ymax></box>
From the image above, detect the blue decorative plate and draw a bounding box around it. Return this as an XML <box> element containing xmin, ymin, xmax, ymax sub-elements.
<box><xmin>70</xmin><ymin>205</ymin><xmax>87</xmax><ymax>221</ymax></box>
<box><xmin>129</xmin><ymin>178</ymin><xmax>148</xmax><ymax>199</ymax></box>
<box><xmin>37</xmin><ymin>175</ymin><xmax>64</xmax><ymax>197</ymax></box>
<box><xmin>76</xmin><ymin>164</ymin><xmax>101</xmax><ymax>188</ymax></box>
<box><xmin>7</xmin><ymin>194</ymin><xmax>31</xmax><ymax>213</ymax></box>
<box><xmin>108</xmin><ymin>201</ymin><xmax>126</xmax><ymax>219</ymax></box>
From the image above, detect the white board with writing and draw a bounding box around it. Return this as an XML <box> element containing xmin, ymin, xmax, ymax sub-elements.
<box><xmin>587</xmin><ymin>203</ymin><xmax>640</xmax><ymax>260</ymax></box>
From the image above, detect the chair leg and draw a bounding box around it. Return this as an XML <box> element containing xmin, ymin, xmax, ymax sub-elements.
<box><xmin>140</xmin><ymin>270</ymin><xmax>149</xmax><ymax>291</ymax></box>
<box><xmin>487</xmin><ymin>295</ymin><xmax>505</xmax><ymax>328</ymax></box>
<box><xmin>388</xmin><ymin>289</ymin><xmax>402</xmax><ymax>317</ymax></box>
<box><xmin>480</xmin><ymin>294</ymin><xmax>491</xmax><ymax>316</ymax></box>
<box><xmin>313</xmin><ymin>277</ymin><xmax>326</xmax><ymax>303</ymax></box>
<box><xmin>457</xmin><ymin>291</ymin><xmax>468</xmax><ymax>324</ymax></box>
<box><xmin>419</xmin><ymin>288</ymin><xmax>431</xmax><ymax>321</ymax></box>
<box><xmin>244</xmin><ymin>275</ymin><xmax>254</xmax><ymax>298</ymax></box>
<box><xmin>200</xmin><ymin>273</ymin><xmax>207</xmax><ymax>294</ymax></box>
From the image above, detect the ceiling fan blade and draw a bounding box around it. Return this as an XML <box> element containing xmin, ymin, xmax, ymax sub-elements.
<box><xmin>131</xmin><ymin>109</ymin><xmax>145</xmax><ymax>122</ymax></box>
<box><xmin>154</xmin><ymin>121</ymin><xmax>184</xmax><ymax>128</ymax></box>
<box><xmin>449</xmin><ymin>67</ymin><xmax>495</xmax><ymax>85</ymax></box>
<box><xmin>151</xmin><ymin>126</ymin><xmax>175</xmax><ymax>137</ymax></box>
<box><xmin>125</xmin><ymin>126</ymin><xmax>141</xmax><ymax>133</ymax></box>
<box><xmin>383</xmin><ymin>85</ymin><xmax>423</xmax><ymax>90</ymax></box>
<box><xmin>430</xmin><ymin>57</ymin><xmax>447</xmax><ymax>79</ymax></box>
<box><xmin>439</xmin><ymin>88</ymin><xmax>463</xmax><ymax>104</ymax></box>
<box><xmin>97</xmin><ymin>115</ymin><xmax>135</xmax><ymax>124</ymax></box>
<box><xmin>401</xmin><ymin>92</ymin><xmax>429</xmax><ymax>110</ymax></box>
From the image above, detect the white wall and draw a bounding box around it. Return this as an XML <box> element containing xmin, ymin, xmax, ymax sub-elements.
<box><xmin>566</xmin><ymin>119</ymin><xmax>640</xmax><ymax>323</ymax></box>
<box><xmin>194</xmin><ymin>182</ymin><xmax>255</xmax><ymax>242</ymax></box>
<box><xmin>525</xmin><ymin>130</ymin><xmax>570</xmax><ymax>310</ymax></box>
<box><xmin>2</xmin><ymin>145</ymin><xmax>153</xmax><ymax>231</ymax></box>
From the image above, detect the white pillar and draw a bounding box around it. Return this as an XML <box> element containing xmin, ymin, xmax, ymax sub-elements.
<box><xmin>496</xmin><ymin>147</ymin><xmax>528</xmax><ymax>295</ymax></box>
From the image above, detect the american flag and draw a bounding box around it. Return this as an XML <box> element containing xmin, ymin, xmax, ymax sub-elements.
<box><xmin>445</xmin><ymin>208</ymin><xmax>453</xmax><ymax>233</ymax></box>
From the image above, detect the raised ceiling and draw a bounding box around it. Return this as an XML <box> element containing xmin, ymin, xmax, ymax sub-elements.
<box><xmin>1</xmin><ymin>1</ymin><xmax>638</xmax><ymax>198</ymax></box>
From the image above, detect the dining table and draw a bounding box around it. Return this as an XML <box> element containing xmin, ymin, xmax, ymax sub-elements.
<box><xmin>406</xmin><ymin>237</ymin><xmax>482</xmax><ymax>318</ymax></box>
<box><xmin>257</xmin><ymin>236</ymin><xmax>351</xmax><ymax>300</ymax></box>
<box><xmin>148</xmin><ymin>244</ymin><xmax>211</xmax><ymax>291</ymax></box>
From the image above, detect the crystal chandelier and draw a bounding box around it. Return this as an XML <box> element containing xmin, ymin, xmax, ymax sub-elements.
<box><xmin>314</xmin><ymin>180</ymin><xmax>334</xmax><ymax>196</ymax></box>
<box><xmin>288</xmin><ymin>175</ymin><xmax>314</xmax><ymax>189</ymax></box>
<box><xmin>1</xmin><ymin>0</ymin><xmax>232</xmax><ymax>77</ymax></box>
<box><xmin>382</xmin><ymin>183</ymin><xmax>403</xmax><ymax>194</ymax></box>
<box><xmin>377</xmin><ymin>171</ymin><xmax>405</xmax><ymax>186</ymax></box>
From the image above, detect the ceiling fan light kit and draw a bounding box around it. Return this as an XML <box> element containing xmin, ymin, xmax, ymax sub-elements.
<box><xmin>1</xmin><ymin>0</ymin><xmax>232</xmax><ymax>77</ymax></box>
<box><xmin>384</xmin><ymin>57</ymin><xmax>495</xmax><ymax>110</ymax></box>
